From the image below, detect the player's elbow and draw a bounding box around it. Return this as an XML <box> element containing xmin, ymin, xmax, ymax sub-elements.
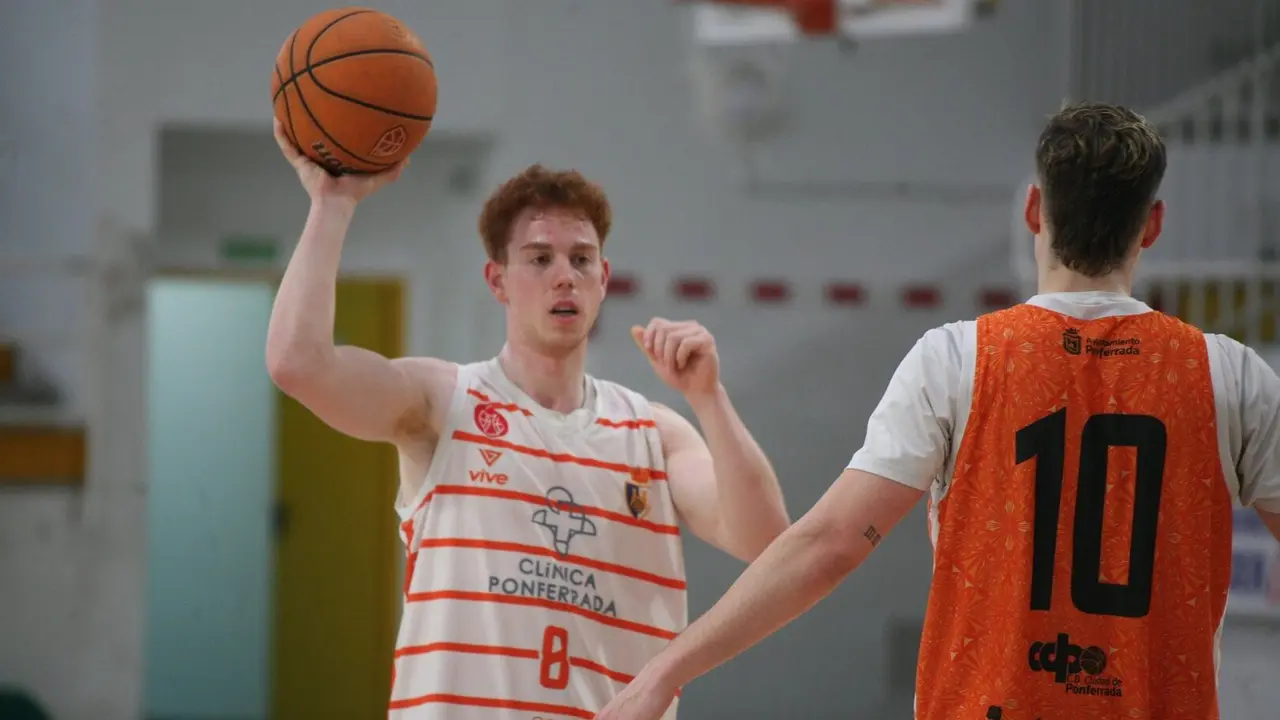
<box><xmin>266</xmin><ymin>340</ymin><xmax>329</xmax><ymax>395</ymax></box>
<box><xmin>809</xmin><ymin>515</ymin><xmax>868</xmax><ymax>577</ymax></box>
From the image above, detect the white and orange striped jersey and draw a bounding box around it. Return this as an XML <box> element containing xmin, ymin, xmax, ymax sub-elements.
<box><xmin>391</xmin><ymin>358</ymin><xmax>688</xmax><ymax>719</ymax></box>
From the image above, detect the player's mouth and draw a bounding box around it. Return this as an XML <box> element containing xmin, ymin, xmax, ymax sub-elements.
<box><xmin>549</xmin><ymin>301</ymin><xmax>580</xmax><ymax>323</ymax></box>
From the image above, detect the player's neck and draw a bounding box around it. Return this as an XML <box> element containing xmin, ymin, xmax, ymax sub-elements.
<box><xmin>497</xmin><ymin>341</ymin><xmax>588</xmax><ymax>413</ymax></box>
<box><xmin>1038</xmin><ymin>266</ymin><xmax>1132</xmax><ymax>296</ymax></box>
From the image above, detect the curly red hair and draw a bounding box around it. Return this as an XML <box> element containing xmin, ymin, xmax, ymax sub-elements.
<box><xmin>477</xmin><ymin>164</ymin><xmax>613</xmax><ymax>262</ymax></box>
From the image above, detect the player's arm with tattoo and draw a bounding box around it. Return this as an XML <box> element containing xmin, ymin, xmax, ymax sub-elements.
<box><xmin>645</xmin><ymin>469</ymin><xmax>920</xmax><ymax>686</ymax></box>
<box><xmin>594</xmin><ymin>469</ymin><xmax>923</xmax><ymax>719</ymax></box>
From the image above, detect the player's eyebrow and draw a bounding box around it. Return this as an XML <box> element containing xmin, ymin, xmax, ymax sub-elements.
<box><xmin>517</xmin><ymin>240</ymin><xmax>598</xmax><ymax>254</ymax></box>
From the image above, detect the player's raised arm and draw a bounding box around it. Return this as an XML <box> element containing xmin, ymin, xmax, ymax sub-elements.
<box><xmin>265</xmin><ymin>120</ymin><xmax>453</xmax><ymax>447</ymax></box>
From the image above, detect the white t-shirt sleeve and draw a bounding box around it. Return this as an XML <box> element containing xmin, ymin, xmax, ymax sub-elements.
<box><xmin>1208</xmin><ymin>334</ymin><xmax>1280</xmax><ymax>513</ymax></box>
<box><xmin>847</xmin><ymin>323</ymin><xmax>969</xmax><ymax>491</ymax></box>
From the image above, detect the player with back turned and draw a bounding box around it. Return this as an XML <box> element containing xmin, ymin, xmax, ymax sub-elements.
<box><xmin>596</xmin><ymin>101</ymin><xmax>1280</xmax><ymax>720</ymax></box>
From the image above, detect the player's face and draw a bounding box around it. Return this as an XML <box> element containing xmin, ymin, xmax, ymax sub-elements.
<box><xmin>485</xmin><ymin>208</ymin><xmax>610</xmax><ymax>353</ymax></box>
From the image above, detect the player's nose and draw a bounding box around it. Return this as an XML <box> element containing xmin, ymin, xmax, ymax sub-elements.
<box><xmin>549</xmin><ymin>257</ymin><xmax>577</xmax><ymax>288</ymax></box>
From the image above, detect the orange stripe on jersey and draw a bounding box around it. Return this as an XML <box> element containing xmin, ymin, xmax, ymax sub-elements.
<box><xmin>394</xmin><ymin>641</ymin><xmax>538</xmax><ymax>660</ymax></box>
<box><xmin>420</xmin><ymin>537</ymin><xmax>689</xmax><ymax>589</ymax></box>
<box><xmin>400</xmin><ymin>517</ymin><xmax>420</xmax><ymax>595</ymax></box>
<box><xmin>595</xmin><ymin>417</ymin><xmax>657</xmax><ymax>429</ymax></box>
<box><xmin>402</xmin><ymin>551</ymin><xmax>418</xmax><ymax>596</ymax></box>
<box><xmin>467</xmin><ymin>388</ymin><xmax>654</xmax><ymax>429</ymax></box>
<box><xmin>913</xmin><ymin>305</ymin><xmax>1232</xmax><ymax>720</ymax></box>
<box><xmin>570</xmin><ymin>656</ymin><xmax>634</xmax><ymax>684</ymax></box>
<box><xmin>388</xmin><ymin>692</ymin><xmax>593</xmax><ymax>718</ymax></box>
<box><xmin>466</xmin><ymin>388</ymin><xmax>534</xmax><ymax>416</ymax></box>
<box><xmin>432</xmin><ymin>483</ymin><xmax>681</xmax><ymax>535</ymax></box>
<box><xmin>452</xmin><ymin>430</ymin><xmax>668</xmax><ymax>481</ymax></box>
<box><xmin>405</xmin><ymin>590</ymin><xmax>678</xmax><ymax>640</ymax></box>
<box><xmin>391</xmin><ymin>640</ymin><xmax>653</xmax><ymax>689</ymax></box>
<box><xmin>403</xmin><ymin>492</ymin><xmax>435</xmax><ymax>530</ymax></box>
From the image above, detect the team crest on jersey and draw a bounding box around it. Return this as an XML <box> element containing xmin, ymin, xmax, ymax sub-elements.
<box><xmin>1062</xmin><ymin>328</ymin><xmax>1082</xmax><ymax>355</ymax></box>
<box><xmin>625</xmin><ymin>481</ymin><xmax>650</xmax><ymax>520</ymax></box>
<box><xmin>474</xmin><ymin>403</ymin><xmax>509</xmax><ymax>438</ymax></box>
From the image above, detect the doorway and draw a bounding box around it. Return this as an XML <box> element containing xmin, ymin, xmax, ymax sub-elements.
<box><xmin>271</xmin><ymin>278</ymin><xmax>404</xmax><ymax>719</ymax></box>
<box><xmin>144</xmin><ymin>276</ymin><xmax>404</xmax><ymax>720</ymax></box>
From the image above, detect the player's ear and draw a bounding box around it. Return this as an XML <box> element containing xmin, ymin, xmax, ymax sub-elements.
<box><xmin>599</xmin><ymin>256</ymin><xmax>611</xmax><ymax>294</ymax></box>
<box><xmin>1140</xmin><ymin>200</ymin><xmax>1164</xmax><ymax>249</ymax></box>
<box><xmin>1024</xmin><ymin>184</ymin><xmax>1042</xmax><ymax>236</ymax></box>
<box><xmin>484</xmin><ymin>259</ymin><xmax>508</xmax><ymax>304</ymax></box>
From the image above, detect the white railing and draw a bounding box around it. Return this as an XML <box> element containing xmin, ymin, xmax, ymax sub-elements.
<box><xmin>1012</xmin><ymin>1</ymin><xmax>1280</xmax><ymax>348</ymax></box>
<box><xmin>1069</xmin><ymin>0</ymin><xmax>1280</xmax><ymax>107</ymax></box>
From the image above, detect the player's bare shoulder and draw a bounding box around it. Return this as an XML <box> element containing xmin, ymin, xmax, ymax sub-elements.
<box><xmin>647</xmin><ymin>401</ymin><xmax>696</xmax><ymax>444</ymax></box>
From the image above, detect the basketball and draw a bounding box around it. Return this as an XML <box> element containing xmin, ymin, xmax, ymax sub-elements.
<box><xmin>271</xmin><ymin>8</ymin><xmax>437</xmax><ymax>175</ymax></box>
<box><xmin>1079</xmin><ymin>646</ymin><xmax>1108</xmax><ymax>676</ymax></box>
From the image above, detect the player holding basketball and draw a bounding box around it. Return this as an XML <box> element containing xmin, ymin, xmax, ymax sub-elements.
<box><xmin>265</xmin><ymin>120</ymin><xmax>789</xmax><ymax>719</ymax></box>
<box><xmin>596</xmin><ymin>101</ymin><xmax>1280</xmax><ymax>720</ymax></box>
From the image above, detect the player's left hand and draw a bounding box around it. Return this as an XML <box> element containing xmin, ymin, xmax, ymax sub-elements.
<box><xmin>631</xmin><ymin>318</ymin><xmax>720</xmax><ymax>399</ymax></box>
<box><xmin>593</xmin><ymin>674</ymin><xmax>677</xmax><ymax>720</ymax></box>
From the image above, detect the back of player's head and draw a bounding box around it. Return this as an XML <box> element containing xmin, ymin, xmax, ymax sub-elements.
<box><xmin>477</xmin><ymin>164</ymin><xmax>613</xmax><ymax>263</ymax></box>
<box><xmin>1034</xmin><ymin>101</ymin><xmax>1166</xmax><ymax>277</ymax></box>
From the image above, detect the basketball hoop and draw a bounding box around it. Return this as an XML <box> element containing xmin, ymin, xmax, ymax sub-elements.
<box><xmin>683</xmin><ymin>0</ymin><xmax>983</xmax><ymax>142</ymax></box>
<box><xmin>691</xmin><ymin>0</ymin><xmax>840</xmax><ymax>36</ymax></box>
<box><xmin>684</xmin><ymin>0</ymin><xmax>979</xmax><ymax>42</ymax></box>
<box><xmin>791</xmin><ymin>0</ymin><xmax>840</xmax><ymax>34</ymax></box>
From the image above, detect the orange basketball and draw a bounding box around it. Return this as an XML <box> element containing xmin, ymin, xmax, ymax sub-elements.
<box><xmin>271</xmin><ymin>8</ymin><xmax>437</xmax><ymax>175</ymax></box>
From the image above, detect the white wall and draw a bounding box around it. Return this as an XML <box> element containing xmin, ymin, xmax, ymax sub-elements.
<box><xmin>0</xmin><ymin>5</ymin><xmax>144</xmax><ymax>720</ymax></box>
<box><xmin>41</xmin><ymin>0</ymin><xmax>1280</xmax><ymax>718</ymax></box>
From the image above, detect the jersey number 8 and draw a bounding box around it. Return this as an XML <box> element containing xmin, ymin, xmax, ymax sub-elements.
<box><xmin>1017</xmin><ymin>408</ymin><xmax>1168</xmax><ymax>619</ymax></box>
<box><xmin>539</xmin><ymin>625</ymin><xmax>570</xmax><ymax>690</ymax></box>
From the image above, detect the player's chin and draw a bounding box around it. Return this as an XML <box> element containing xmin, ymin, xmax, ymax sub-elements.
<box><xmin>540</xmin><ymin>320</ymin><xmax>590</xmax><ymax>347</ymax></box>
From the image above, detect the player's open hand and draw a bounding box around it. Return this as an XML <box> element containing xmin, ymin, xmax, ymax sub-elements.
<box><xmin>594</xmin><ymin>675</ymin><xmax>677</xmax><ymax>720</ymax></box>
<box><xmin>630</xmin><ymin>318</ymin><xmax>721</xmax><ymax>399</ymax></box>
<box><xmin>273</xmin><ymin>118</ymin><xmax>407</xmax><ymax>205</ymax></box>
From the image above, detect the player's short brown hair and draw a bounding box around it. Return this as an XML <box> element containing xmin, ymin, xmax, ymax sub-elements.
<box><xmin>477</xmin><ymin>164</ymin><xmax>613</xmax><ymax>263</ymax></box>
<box><xmin>1035</xmin><ymin>101</ymin><xmax>1167</xmax><ymax>277</ymax></box>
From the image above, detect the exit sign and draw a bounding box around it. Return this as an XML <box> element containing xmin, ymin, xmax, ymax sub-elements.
<box><xmin>219</xmin><ymin>234</ymin><xmax>279</xmax><ymax>265</ymax></box>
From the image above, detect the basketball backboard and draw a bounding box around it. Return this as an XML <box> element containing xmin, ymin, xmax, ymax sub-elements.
<box><xmin>691</xmin><ymin>0</ymin><xmax>982</xmax><ymax>46</ymax></box>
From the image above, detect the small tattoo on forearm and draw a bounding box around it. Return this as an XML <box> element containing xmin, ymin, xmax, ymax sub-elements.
<box><xmin>863</xmin><ymin>525</ymin><xmax>882</xmax><ymax>547</ymax></box>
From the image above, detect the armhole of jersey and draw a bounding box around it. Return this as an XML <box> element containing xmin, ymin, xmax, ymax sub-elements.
<box><xmin>611</xmin><ymin>382</ymin><xmax>668</xmax><ymax>475</ymax></box>
<box><xmin>1203</xmin><ymin>333</ymin><xmax>1243</xmax><ymax>505</ymax></box>
<box><xmin>640</xmin><ymin>394</ymin><xmax>668</xmax><ymax>475</ymax></box>
<box><xmin>942</xmin><ymin>320</ymin><xmax>979</xmax><ymax>486</ymax></box>
<box><xmin>395</xmin><ymin>363</ymin><xmax>475</xmax><ymax>522</ymax></box>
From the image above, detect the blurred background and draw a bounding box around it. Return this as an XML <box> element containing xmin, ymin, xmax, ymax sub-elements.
<box><xmin>1</xmin><ymin>0</ymin><xmax>1279</xmax><ymax>718</ymax></box>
